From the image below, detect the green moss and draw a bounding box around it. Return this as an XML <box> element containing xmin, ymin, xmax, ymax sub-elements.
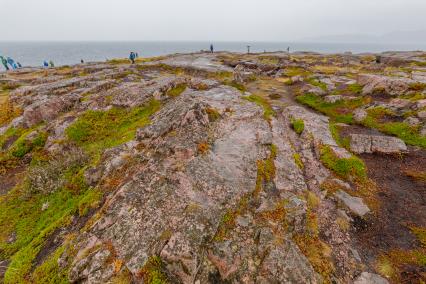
<box><xmin>166</xmin><ymin>84</ymin><xmax>187</xmax><ymax>97</ymax></box>
<box><xmin>78</xmin><ymin>188</ymin><xmax>103</xmax><ymax>216</ymax></box>
<box><xmin>1</xmin><ymin>182</ymin><xmax>95</xmax><ymax>283</ymax></box>
<box><xmin>224</xmin><ymin>80</ymin><xmax>247</xmax><ymax>92</ymax></box>
<box><xmin>108</xmin><ymin>58</ymin><xmax>130</xmax><ymax>65</ymax></box>
<box><xmin>400</xmin><ymin>92</ymin><xmax>426</xmax><ymax>101</ymax></box>
<box><xmin>347</xmin><ymin>83</ymin><xmax>363</xmax><ymax>94</ymax></box>
<box><xmin>307</xmin><ymin>78</ymin><xmax>327</xmax><ymax>91</ymax></box>
<box><xmin>206</xmin><ymin>107</ymin><xmax>221</xmax><ymax>122</ymax></box>
<box><xmin>362</xmin><ymin>107</ymin><xmax>426</xmax><ymax>148</ymax></box>
<box><xmin>291</xmin><ymin>118</ymin><xmax>305</xmax><ymax>135</ymax></box>
<box><xmin>409</xmin><ymin>82</ymin><xmax>426</xmax><ymax>91</ymax></box>
<box><xmin>329</xmin><ymin>123</ymin><xmax>350</xmax><ymax>150</ymax></box>
<box><xmin>320</xmin><ymin>145</ymin><xmax>366</xmax><ymax>181</ymax></box>
<box><xmin>296</xmin><ymin>93</ymin><xmax>369</xmax><ymax>124</ymax></box>
<box><xmin>66</xmin><ymin>99</ymin><xmax>161</xmax><ymax>157</ymax></box>
<box><xmin>138</xmin><ymin>256</ymin><xmax>169</xmax><ymax>284</ymax></box>
<box><xmin>284</xmin><ymin>67</ymin><xmax>312</xmax><ymax>77</ymax></box>
<box><xmin>11</xmin><ymin>131</ymin><xmax>47</xmax><ymax>158</ymax></box>
<box><xmin>31</xmin><ymin>245</ymin><xmax>69</xmax><ymax>284</ymax></box>
<box><xmin>243</xmin><ymin>94</ymin><xmax>275</xmax><ymax>121</ymax></box>
<box><xmin>293</xmin><ymin>153</ymin><xmax>304</xmax><ymax>170</ymax></box>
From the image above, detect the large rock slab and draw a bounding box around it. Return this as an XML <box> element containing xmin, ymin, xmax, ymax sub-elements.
<box><xmin>359</xmin><ymin>74</ymin><xmax>414</xmax><ymax>96</ymax></box>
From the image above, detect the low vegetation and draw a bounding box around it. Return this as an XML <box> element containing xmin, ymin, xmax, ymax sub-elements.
<box><xmin>137</xmin><ymin>256</ymin><xmax>169</xmax><ymax>284</ymax></box>
<box><xmin>291</xmin><ymin>118</ymin><xmax>305</xmax><ymax>135</ymax></box>
<box><xmin>296</xmin><ymin>93</ymin><xmax>370</xmax><ymax>124</ymax></box>
<box><xmin>166</xmin><ymin>83</ymin><xmax>187</xmax><ymax>97</ymax></box>
<box><xmin>243</xmin><ymin>94</ymin><xmax>275</xmax><ymax>121</ymax></box>
<box><xmin>361</xmin><ymin>107</ymin><xmax>426</xmax><ymax>148</ymax></box>
<box><xmin>66</xmin><ymin>99</ymin><xmax>161</xmax><ymax>159</ymax></box>
<box><xmin>320</xmin><ymin>145</ymin><xmax>366</xmax><ymax>181</ymax></box>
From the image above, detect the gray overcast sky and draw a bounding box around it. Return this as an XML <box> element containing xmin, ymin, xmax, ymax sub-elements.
<box><xmin>2</xmin><ymin>0</ymin><xmax>425</xmax><ymax>41</ymax></box>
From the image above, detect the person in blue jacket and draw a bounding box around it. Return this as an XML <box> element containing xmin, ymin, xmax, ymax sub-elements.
<box><xmin>129</xmin><ymin>52</ymin><xmax>136</xmax><ymax>64</ymax></box>
<box><xmin>0</xmin><ymin>56</ymin><xmax>9</xmax><ymax>71</ymax></box>
<box><xmin>7</xmin><ymin>57</ymin><xmax>16</xmax><ymax>69</ymax></box>
<box><xmin>43</xmin><ymin>61</ymin><xmax>49</xmax><ymax>67</ymax></box>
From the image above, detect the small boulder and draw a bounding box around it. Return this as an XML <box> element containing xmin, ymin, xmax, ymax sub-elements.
<box><xmin>324</xmin><ymin>95</ymin><xmax>343</xmax><ymax>103</ymax></box>
<box><xmin>417</xmin><ymin>110</ymin><xmax>426</xmax><ymax>119</ymax></box>
<box><xmin>353</xmin><ymin>108</ymin><xmax>368</xmax><ymax>123</ymax></box>
<box><xmin>354</xmin><ymin>272</ymin><xmax>389</xmax><ymax>284</ymax></box>
<box><xmin>335</xmin><ymin>190</ymin><xmax>370</xmax><ymax>217</ymax></box>
<box><xmin>415</xmin><ymin>99</ymin><xmax>426</xmax><ymax>110</ymax></box>
<box><xmin>359</xmin><ymin>74</ymin><xmax>413</xmax><ymax>96</ymax></box>
<box><xmin>350</xmin><ymin>134</ymin><xmax>407</xmax><ymax>154</ymax></box>
<box><xmin>404</xmin><ymin>116</ymin><xmax>420</xmax><ymax>127</ymax></box>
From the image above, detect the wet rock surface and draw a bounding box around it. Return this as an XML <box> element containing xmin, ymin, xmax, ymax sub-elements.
<box><xmin>1</xmin><ymin>51</ymin><xmax>425</xmax><ymax>284</ymax></box>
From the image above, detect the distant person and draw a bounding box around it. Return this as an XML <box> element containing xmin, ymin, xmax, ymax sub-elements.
<box><xmin>81</xmin><ymin>59</ymin><xmax>84</xmax><ymax>64</ymax></box>
<box><xmin>210</xmin><ymin>44</ymin><xmax>214</xmax><ymax>53</ymax></box>
<box><xmin>7</xmin><ymin>57</ymin><xmax>17</xmax><ymax>69</ymax></box>
<box><xmin>43</xmin><ymin>61</ymin><xmax>49</xmax><ymax>68</ymax></box>
<box><xmin>17</xmin><ymin>62</ymin><xmax>22</xmax><ymax>68</ymax></box>
<box><xmin>129</xmin><ymin>52</ymin><xmax>136</xmax><ymax>64</ymax></box>
<box><xmin>0</xmin><ymin>56</ymin><xmax>9</xmax><ymax>71</ymax></box>
<box><xmin>49</xmin><ymin>60</ymin><xmax>55</xmax><ymax>67</ymax></box>
<box><xmin>135</xmin><ymin>52</ymin><xmax>139</xmax><ymax>58</ymax></box>
<box><xmin>287</xmin><ymin>46</ymin><xmax>290</xmax><ymax>53</ymax></box>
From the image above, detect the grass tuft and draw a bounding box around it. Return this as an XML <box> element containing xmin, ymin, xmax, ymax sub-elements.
<box><xmin>243</xmin><ymin>94</ymin><xmax>275</xmax><ymax>121</ymax></box>
<box><xmin>66</xmin><ymin>99</ymin><xmax>161</xmax><ymax>158</ymax></box>
<box><xmin>291</xmin><ymin>118</ymin><xmax>305</xmax><ymax>135</ymax></box>
<box><xmin>320</xmin><ymin>145</ymin><xmax>366</xmax><ymax>181</ymax></box>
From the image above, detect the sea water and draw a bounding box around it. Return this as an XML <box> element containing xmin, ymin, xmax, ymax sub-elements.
<box><xmin>1</xmin><ymin>41</ymin><xmax>425</xmax><ymax>68</ymax></box>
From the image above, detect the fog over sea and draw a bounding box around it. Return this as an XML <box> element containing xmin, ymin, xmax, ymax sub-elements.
<box><xmin>1</xmin><ymin>41</ymin><xmax>426</xmax><ymax>68</ymax></box>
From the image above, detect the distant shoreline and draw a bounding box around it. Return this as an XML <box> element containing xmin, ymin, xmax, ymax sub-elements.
<box><xmin>1</xmin><ymin>41</ymin><xmax>425</xmax><ymax>68</ymax></box>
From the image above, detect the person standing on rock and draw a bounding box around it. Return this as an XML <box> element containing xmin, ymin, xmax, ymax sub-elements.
<box><xmin>49</xmin><ymin>60</ymin><xmax>55</xmax><ymax>67</ymax></box>
<box><xmin>210</xmin><ymin>44</ymin><xmax>214</xmax><ymax>53</ymax></box>
<box><xmin>7</xmin><ymin>57</ymin><xmax>17</xmax><ymax>69</ymax></box>
<box><xmin>0</xmin><ymin>56</ymin><xmax>9</xmax><ymax>71</ymax></box>
<box><xmin>129</xmin><ymin>52</ymin><xmax>136</xmax><ymax>64</ymax></box>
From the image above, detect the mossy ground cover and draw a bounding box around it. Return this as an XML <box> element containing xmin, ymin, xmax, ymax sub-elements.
<box><xmin>362</xmin><ymin>107</ymin><xmax>426</xmax><ymax>148</ymax></box>
<box><xmin>66</xmin><ymin>98</ymin><xmax>161</xmax><ymax>160</ymax></box>
<box><xmin>137</xmin><ymin>256</ymin><xmax>169</xmax><ymax>284</ymax></box>
<box><xmin>1</xmin><ymin>100</ymin><xmax>162</xmax><ymax>282</ymax></box>
<box><xmin>291</xmin><ymin>118</ymin><xmax>305</xmax><ymax>135</ymax></box>
<box><xmin>306</xmin><ymin>78</ymin><xmax>327</xmax><ymax>91</ymax></box>
<box><xmin>296</xmin><ymin>93</ymin><xmax>370</xmax><ymax>124</ymax></box>
<box><xmin>320</xmin><ymin>145</ymin><xmax>366</xmax><ymax>181</ymax></box>
<box><xmin>0</xmin><ymin>127</ymin><xmax>47</xmax><ymax>175</ymax></box>
<box><xmin>0</xmin><ymin>94</ymin><xmax>22</xmax><ymax>127</ymax></box>
<box><xmin>243</xmin><ymin>94</ymin><xmax>275</xmax><ymax>121</ymax></box>
<box><xmin>166</xmin><ymin>84</ymin><xmax>187</xmax><ymax>97</ymax></box>
<box><xmin>223</xmin><ymin>80</ymin><xmax>247</xmax><ymax>92</ymax></box>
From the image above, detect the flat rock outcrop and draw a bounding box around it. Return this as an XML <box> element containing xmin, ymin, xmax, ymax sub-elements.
<box><xmin>1</xmin><ymin>51</ymin><xmax>425</xmax><ymax>284</ymax></box>
<box><xmin>349</xmin><ymin>134</ymin><xmax>407</xmax><ymax>154</ymax></box>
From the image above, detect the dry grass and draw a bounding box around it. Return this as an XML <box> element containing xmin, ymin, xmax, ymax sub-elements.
<box><xmin>0</xmin><ymin>96</ymin><xmax>22</xmax><ymax>127</ymax></box>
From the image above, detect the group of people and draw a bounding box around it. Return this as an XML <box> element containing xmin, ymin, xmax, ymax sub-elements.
<box><xmin>43</xmin><ymin>60</ymin><xmax>55</xmax><ymax>68</ymax></box>
<box><xmin>0</xmin><ymin>56</ymin><xmax>22</xmax><ymax>71</ymax></box>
